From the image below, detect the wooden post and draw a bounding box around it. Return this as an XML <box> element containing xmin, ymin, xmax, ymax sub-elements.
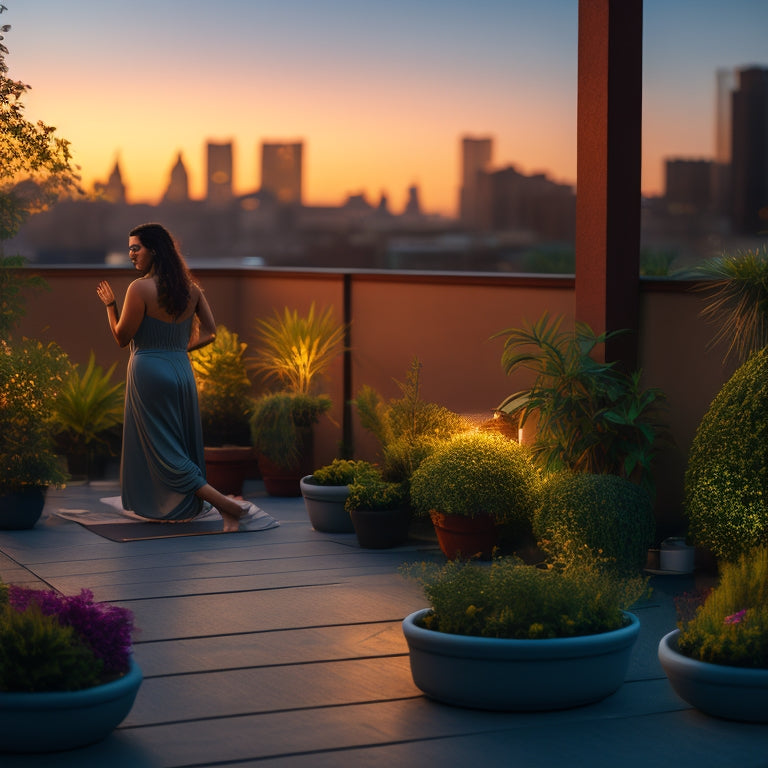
<box><xmin>576</xmin><ymin>0</ymin><xmax>643</xmax><ymax>368</ymax></box>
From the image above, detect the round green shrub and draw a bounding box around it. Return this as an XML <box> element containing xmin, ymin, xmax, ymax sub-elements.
<box><xmin>685</xmin><ymin>349</ymin><xmax>768</xmax><ymax>561</ymax></box>
<box><xmin>534</xmin><ymin>472</ymin><xmax>655</xmax><ymax>573</ymax></box>
<box><xmin>409</xmin><ymin>432</ymin><xmax>539</xmax><ymax>526</ymax></box>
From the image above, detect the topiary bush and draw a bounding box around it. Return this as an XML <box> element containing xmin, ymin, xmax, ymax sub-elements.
<box><xmin>684</xmin><ymin>349</ymin><xmax>768</xmax><ymax>561</ymax></box>
<box><xmin>534</xmin><ymin>472</ymin><xmax>655</xmax><ymax>573</ymax></box>
<box><xmin>409</xmin><ymin>432</ymin><xmax>540</xmax><ymax>528</ymax></box>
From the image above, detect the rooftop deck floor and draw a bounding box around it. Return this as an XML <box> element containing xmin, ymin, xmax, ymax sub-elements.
<box><xmin>0</xmin><ymin>481</ymin><xmax>766</xmax><ymax>767</ymax></box>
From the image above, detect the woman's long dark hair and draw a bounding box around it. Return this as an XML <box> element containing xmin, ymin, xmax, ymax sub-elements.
<box><xmin>130</xmin><ymin>223</ymin><xmax>192</xmax><ymax>317</ymax></box>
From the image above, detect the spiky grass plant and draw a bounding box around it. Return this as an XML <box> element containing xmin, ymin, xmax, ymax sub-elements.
<box><xmin>249</xmin><ymin>303</ymin><xmax>345</xmax><ymax>395</ymax></box>
<box><xmin>695</xmin><ymin>247</ymin><xmax>768</xmax><ymax>364</ymax></box>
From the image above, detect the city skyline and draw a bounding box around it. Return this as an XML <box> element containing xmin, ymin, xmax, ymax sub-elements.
<box><xmin>8</xmin><ymin>1</ymin><xmax>768</xmax><ymax>215</ymax></box>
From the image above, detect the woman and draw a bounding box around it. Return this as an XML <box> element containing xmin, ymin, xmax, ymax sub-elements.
<box><xmin>96</xmin><ymin>223</ymin><xmax>256</xmax><ymax>532</ymax></box>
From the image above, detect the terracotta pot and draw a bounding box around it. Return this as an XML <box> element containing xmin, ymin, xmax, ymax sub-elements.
<box><xmin>204</xmin><ymin>445</ymin><xmax>255</xmax><ymax>496</ymax></box>
<box><xmin>430</xmin><ymin>511</ymin><xmax>498</xmax><ymax>560</ymax></box>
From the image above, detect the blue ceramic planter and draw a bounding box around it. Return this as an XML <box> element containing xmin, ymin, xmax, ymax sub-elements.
<box><xmin>300</xmin><ymin>475</ymin><xmax>354</xmax><ymax>532</ymax></box>
<box><xmin>402</xmin><ymin>608</ymin><xmax>640</xmax><ymax>711</ymax></box>
<box><xmin>0</xmin><ymin>659</ymin><xmax>143</xmax><ymax>753</ymax></box>
<box><xmin>658</xmin><ymin>630</ymin><xmax>768</xmax><ymax>722</ymax></box>
<box><xmin>0</xmin><ymin>486</ymin><xmax>46</xmax><ymax>530</ymax></box>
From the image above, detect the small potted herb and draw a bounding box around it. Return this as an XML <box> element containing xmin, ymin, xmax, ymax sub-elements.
<box><xmin>0</xmin><ymin>581</ymin><xmax>142</xmax><ymax>752</ymax></box>
<box><xmin>0</xmin><ymin>336</ymin><xmax>70</xmax><ymax>529</ymax></box>
<box><xmin>344</xmin><ymin>473</ymin><xmax>409</xmax><ymax>549</ymax></box>
<box><xmin>190</xmin><ymin>325</ymin><xmax>255</xmax><ymax>495</ymax></box>
<box><xmin>300</xmin><ymin>458</ymin><xmax>379</xmax><ymax>533</ymax></box>
<box><xmin>248</xmin><ymin>304</ymin><xmax>345</xmax><ymax>496</ymax></box>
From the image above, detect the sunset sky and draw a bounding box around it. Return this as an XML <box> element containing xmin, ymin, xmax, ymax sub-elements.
<box><xmin>7</xmin><ymin>1</ymin><xmax>768</xmax><ymax>216</ymax></box>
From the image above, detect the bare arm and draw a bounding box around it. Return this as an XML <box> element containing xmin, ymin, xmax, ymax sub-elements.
<box><xmin>187</xmin><ymin>287</ymin><xmax>216</xmax><ymax>351</ymax></box>
<box><xmin>97</xmin><ymin>279</ymin><xmax>146</xmax><ymax>348</ymax></box>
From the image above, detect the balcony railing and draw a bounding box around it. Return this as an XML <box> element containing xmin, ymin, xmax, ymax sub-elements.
<box><xmin>15</xmin><ymin>264</ymin><xmax>735</xmax><ymax>535</ymax></box>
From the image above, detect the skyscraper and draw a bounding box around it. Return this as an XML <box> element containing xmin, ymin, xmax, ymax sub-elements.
<box><xmin>261</xmin><ymin>142</ymin><xmax>303</xmax><ymax>205</ymax></box>
<box><xmin>206</xmin><ymin>142</ymin><xmax>234</xmax><ymax>207</ymax></box>
<box><xmin>713</xmin><ymin>68</ymin><xmax>736</xmax><ymax>216</ymax></box>
<box><xmin>730</xmin><ymin>66</ymin><xmax>768</xmax><ymax>234</ymax></box>
<box><xmin>460</xmin><ymin>136</ymin><xmax>493</xmax><ymax>227</ymax></box>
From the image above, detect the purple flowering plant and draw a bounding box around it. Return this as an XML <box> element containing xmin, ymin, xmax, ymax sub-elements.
<box><xmin>0</xmin><ymin>582</ymin><xmax>136</xmax><ymax>692</ymax></box>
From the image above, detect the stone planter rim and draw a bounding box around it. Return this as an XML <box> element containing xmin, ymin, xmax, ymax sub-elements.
<box><xmin>403</xmin><ymin>608</ymin><xmax>640</xmax><ymax>661</ymax></box>
<box><xmin>659</xmin><ymin>629</ymin><xmax>768</xmax><ymax>686</ymax></box>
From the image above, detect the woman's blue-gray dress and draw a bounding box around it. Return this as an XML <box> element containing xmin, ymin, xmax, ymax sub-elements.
<box><xmin>121</xmin><ymin>314</ymin><xmax>207</xmax><ymax>520</ymax></box>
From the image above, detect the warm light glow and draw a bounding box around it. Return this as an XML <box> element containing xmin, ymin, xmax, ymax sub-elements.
<box><xmin>8</xmin><ymin>2</ymin><xmax>768</xmax><ymax>214</ymax></box>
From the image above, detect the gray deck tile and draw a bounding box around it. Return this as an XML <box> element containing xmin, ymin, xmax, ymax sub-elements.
<box><xmin>1</xmin><ymin>482</ymin><xmax>765</xmax><ymax>767</ymax></box>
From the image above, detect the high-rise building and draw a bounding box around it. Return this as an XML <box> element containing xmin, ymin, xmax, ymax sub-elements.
<box><xmin>459</xmin><ymin>136</ymin><xmax>493</xmax><ymax>227</ymax></box>
<box><xmin>206</xmin><ymin>142</ymin><xmax>234</xmax><ymax>207</ymax></box>
<box><xmin>730</xmin><ymin>66</ymin><xmax>768</xmax><ymax>234</ymax></box>
<box><xmin>261</xmin><ymin>142</ymin><xmax>303</xmax><ymax>205</ymax></box>
<box><xmin>162</xmin><ymin>152</ymin><xmax>190</xmax><ymax>204</ymax></box>
<box><xmin>713</xmin><ymin>68</ymin><xmax>736</xmax><ymax>216</ymax></box>
<box><xmin>665</xmin><ymin>159</ymin><xmax>714</xmax><ymax>214</ymax></box>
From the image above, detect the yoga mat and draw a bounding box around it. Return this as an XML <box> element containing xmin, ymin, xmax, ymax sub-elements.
<box><xmin>54</xmin><ymin>496</ymin><xmax>280</xmax><ymax>541</ymax></box>
<box><xmin>75</xmin><ymin>519</ymin><xmax>268</xmax><ymax>542</ymax></box>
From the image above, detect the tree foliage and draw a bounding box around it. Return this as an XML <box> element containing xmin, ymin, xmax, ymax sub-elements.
<box><xmin>0</xmin><ymin>5</ymin><xmax>82</xmax><ymax>247</ymax></box>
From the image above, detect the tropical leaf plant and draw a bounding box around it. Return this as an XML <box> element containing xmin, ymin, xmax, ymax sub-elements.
<box><xmin>248</xmin><ymin>303</ymin><xmax>345</xmax><ymax>395</ymax></box>
<box><xmin>492</xmin><ymin>312</ymin><xmax>669</xmax><ymax>495</ymax></box>
<box><xmin>190</xmin><ymin>325</ymin><xmax>253</xmax><ymax>445</ymax></box>
<box><xmin>52</xmin><ymin>351</ymin><xmax>124</xmax><ymax>453</ymax></box>
<box><xmin>693</xmin><ymin>247</ymin><xmax>768</xmax><ymax>363</ymax></box>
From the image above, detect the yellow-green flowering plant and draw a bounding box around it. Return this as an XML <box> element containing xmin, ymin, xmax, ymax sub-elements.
<box><xmin>676</xmin><ymin>545</ymin><xmax>768</xmax><ymax>668</ymax></box>
<box><xmin>401</xmin><ymin>556</ymin><xmax>648</xmax><ymax>640</ymax></box>
<box><xmin>0</xmin><ymin>337</ymin><xmax>70</xmax><ymax>490</ymax></box>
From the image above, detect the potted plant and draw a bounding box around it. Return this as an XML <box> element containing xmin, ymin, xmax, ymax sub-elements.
<box><xmin>492</xmin><ymin>312</ymin><xmax>670</xmax><ymax>496</ymax></box>
<box><xmin>248</xmin><ymin>304</ymin><xmax>345</xmax><ymax>496</ymax></box>
<box><xmin>0</xmin><ymin>337</ymin><xmax>70</xmax><ymax>529</ymax></box>
<box><xmin>658</xmin><ymin>545</ymin><xmax>768</xmax><ymax>722</ymax></box>
<box><xmin>344</xmin><ymin>473</ymin><xmax>410</xmax><ymax>549</ymax></box>
<box><xmin>300</xmin><ymin>458</ymin><xmax>379</xmax><ymax>533</ymax></box>
<box><xmin>409</xmin><ymin>431</ymin><xmax>540</xmax><ymax>560</ymax></box>
<box><xmin>0</xmin><ymin>580</ymin><xmax>142</xmax><ymax>752</ymax></box>
<box><xmin>51</xmin><ymin>350</ymin><xmax>125</xmax><ymax>482</ymax></box>
<box><xmin>401</xmin><ymin>556</ymin><xmax>647</xmax><ymax>711</ymax></box>
<box><xmin>190</xmin><ymin>325</ymin><xmax>255</xmax><ymax>495</ymax></box>
<box><xmin>534</xmin><ymin>471</ymin><xmax>655</xmax><ymax>574</ymax></box>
